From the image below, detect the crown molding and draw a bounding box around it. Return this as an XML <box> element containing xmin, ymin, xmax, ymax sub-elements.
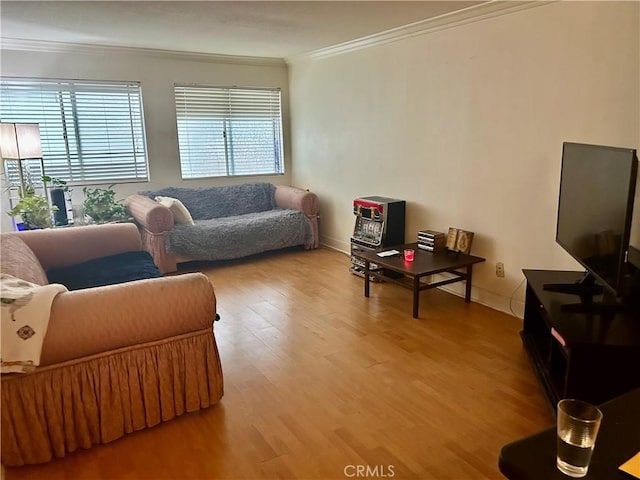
<box><xmin>1</xmin><ymin>1</ymin><xmax>552</xmax><ymax>67</ymax></box>
<box><xmin>286</xmin><ymin>0</ymin><xmax>551</xmax><ymax>64</ymax></box>
<box><xmin>0</xmin><ymin>38</ymin><xmax>287</xmax><ymax>67</ymax></box>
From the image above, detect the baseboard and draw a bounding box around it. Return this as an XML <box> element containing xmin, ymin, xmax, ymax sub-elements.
<box><xmin>320</xmin><ymin>236</ymin><xmax>350</xmax><ymax>254</ymax></box>
<box><xmin>432</xmin><ymin>273</ymin><xmax>524</xmax><ymax>319</ymax></box>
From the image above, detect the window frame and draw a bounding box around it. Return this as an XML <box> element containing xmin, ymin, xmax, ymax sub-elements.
<box><xmin>174</xmin><ymin>84</ymin><xmax>284</xmax><ymax>180</ymax></box>
<box><xmin>0</xmin><ymin>77</ymin><xmax>149</xmax><ymax>185</ymax></box>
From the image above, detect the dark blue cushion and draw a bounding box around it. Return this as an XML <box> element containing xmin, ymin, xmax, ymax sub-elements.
<box><xmin>47</xmin><ymin>251</ymin><xmax>161</xmax><ymax>291</ymax></box>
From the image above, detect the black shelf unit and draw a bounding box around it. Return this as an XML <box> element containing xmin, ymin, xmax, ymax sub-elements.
<box><xmin>521</xmin><ymin>269</ymin><xmax>640</xmax><ymax>411</ymax></box>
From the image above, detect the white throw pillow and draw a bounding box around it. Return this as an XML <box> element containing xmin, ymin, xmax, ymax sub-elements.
<box><xmin>154</xmin><ymin>196</ymin><xmax>195</xmax><ymax>225</ymax></box>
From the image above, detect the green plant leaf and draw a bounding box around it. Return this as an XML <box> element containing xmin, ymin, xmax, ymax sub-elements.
<box><xmin>82</xmin><ymin>185</ymin><xmax>129</xmax><ymax>223</ymax></box>
<box><xmin>7</xmin><ymin>193</ymin><xmax>57</xmax><ymax>229</ymax></box>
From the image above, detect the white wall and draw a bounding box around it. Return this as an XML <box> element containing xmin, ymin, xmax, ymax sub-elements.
<box><xmin>288</xmin><ymin>1</ymin><xmax>640</xmax><ymax>316</ymax></box>
<box><xmin>0</xmin><ymin>47</ymin><xmax>290</xmax><ymax>231</ymax></box>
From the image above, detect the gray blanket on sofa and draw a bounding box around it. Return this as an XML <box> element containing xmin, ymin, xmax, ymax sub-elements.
<box><xmin>169</xmin><ymin>209</ymin><xmax>312</xmax><ymax>260</ymax></box>
<box><xmin>142</xmin><ymin>183</ymin><xmax>276</xmax><ymax>219</ymax></box>
<box><xmin>142</xmin><ymin>183</ymin><xmax>313</xmax><ymax>261</ymax></box>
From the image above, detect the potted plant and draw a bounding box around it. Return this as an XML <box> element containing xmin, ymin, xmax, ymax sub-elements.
<box><xmin>7</xmin><ymin>189</ymin><xmax>57</xmax><ymax>230</ymax></box>
<box><xmin>82</xmin><ymin>184</ymin><xmax>130</xmax><ymax>224</ymax></box>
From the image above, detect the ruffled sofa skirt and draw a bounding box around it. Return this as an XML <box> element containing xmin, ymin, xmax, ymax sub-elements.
<box><xmin>1</xmin><ymin>329</ymin><xmax>223</xmax><ymax>467</ymax></box>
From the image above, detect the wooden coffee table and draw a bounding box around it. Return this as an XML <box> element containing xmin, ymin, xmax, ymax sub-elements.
<box><xmin>354</xmin><ymin>243</ymin><xmax>486</xmax><ymax>318</ymax></box>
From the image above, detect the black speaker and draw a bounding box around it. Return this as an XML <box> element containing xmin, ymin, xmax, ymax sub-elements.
<box><xmin>50</xmin><ymin>188</ymin><xmax>68</xmax><ymax>226</ymax></box>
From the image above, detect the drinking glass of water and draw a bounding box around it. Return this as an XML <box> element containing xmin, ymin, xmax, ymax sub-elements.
<box><xmin>556</xmin><ymin>399</ymin><xmax>603</xmax><ymax>478</ymax></box>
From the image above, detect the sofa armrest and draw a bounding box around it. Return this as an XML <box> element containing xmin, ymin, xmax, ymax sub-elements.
<box><xmin>274</xmin><ymin>185</ymin><xmax>320</xmax><ymax>249</ymax></box>
<box><xmin>125</xmin><ymin>194</ymin><xmax>174</xmax><ymax>234</ymax></box>
<box><xmin>125</xmin><ymin>194</ymin><xmax>178</xmax><ymax>274</ymax></box>
<box><xmin>14</xmin><ymin>223</ymin><xmax>142</xmax><ymax>271</ymax></box>
<box><xmin>275</xmin><ymin>185</ymin><xmax>319</xmax><ymax>215</ymax></box>
<box><xmin>40</xmin><ymin>273</ymin><xmax>216</xmax><ymax>365</ymax></box>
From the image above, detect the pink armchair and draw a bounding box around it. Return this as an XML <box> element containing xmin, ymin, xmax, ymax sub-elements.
<box><xmin>0</xmin><ymin>224</ymin><xmax>223</xmax><ymax>466</ymax></box>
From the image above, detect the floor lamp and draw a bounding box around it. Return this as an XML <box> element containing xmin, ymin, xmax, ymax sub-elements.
<box><xmin>1</xmin><ymin>123</ymin><xmax>48</xmax><ymax>229</ymax></box>
<box><xmin>0</xmin><ymin>122</ymin><xmax>44</xmax><ymax>196</ymax></box>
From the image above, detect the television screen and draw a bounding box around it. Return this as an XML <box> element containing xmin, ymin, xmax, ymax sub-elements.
<box><xmin>556</xmin><ymin>142</ymin><xmax>638</xmax><ymax>296</ymax></box>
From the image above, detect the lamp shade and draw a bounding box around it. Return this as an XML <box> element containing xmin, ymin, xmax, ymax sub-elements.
<box><xmin>0</xmin><ymin>123</ymin><xmax>42</xmax><ymax>159</ymax></box>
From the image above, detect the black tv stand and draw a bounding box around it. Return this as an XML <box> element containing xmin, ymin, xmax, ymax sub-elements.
<box><xmin>521</xmin><ymin>270</ymin><xmax>640</xmax><ymax>410</ymax></box>
<box><xmin>559</xmin><ymin>300</ymin><xmax>633</xmax><ymax>315</ymax></box>
<box><xmin>543</xmin><ymin>272</ymin><xmax>637</xmax><ymax>314</ymax></box>
<box><xmin>543</xmin><ymin>282</ymin><xmax>604</xmax><ymax>296</ymax></box>
<box><xmin>542</xmin><ymin>271</ymin><xmax>603</xmax><ymax>297</ymax></box>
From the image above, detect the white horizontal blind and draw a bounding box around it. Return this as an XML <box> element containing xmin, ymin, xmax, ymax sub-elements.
<box><xmin>0</xmin><ymin>78</ymin><xmax>148</xmax><ymax>182</ymax></box>
<box><xmin>174</xmin><ymin>85</ymin><xmax>283</xmax><ymax>178</ymax></box>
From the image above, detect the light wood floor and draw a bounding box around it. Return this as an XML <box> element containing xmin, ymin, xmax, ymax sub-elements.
<box><xmin>4</xmin><ymin>247</ymin><xmax>552</xmax><ymax>480</ymax></box>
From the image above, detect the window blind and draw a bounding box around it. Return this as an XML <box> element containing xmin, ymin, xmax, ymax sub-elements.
<box><xmin>174</xmin><ymin>85</ymin><xmax>283</xmax><ymax>178</ymax></box>
<box><xmin>0</xmin><ymin>78</ymin><xmax>148</xmax><ymax>183</ymax></box>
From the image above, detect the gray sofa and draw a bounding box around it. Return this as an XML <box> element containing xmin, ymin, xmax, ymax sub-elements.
<box><xmin>126</xmin><ymin>182</ymin><xmax>319</xmax><ymax>273</ymax></box>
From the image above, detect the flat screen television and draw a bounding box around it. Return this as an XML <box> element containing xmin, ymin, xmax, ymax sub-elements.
<box><xmin>546</xmin><ymin>142</ymin><xmax>638</xmax><ymax>306</ymax></box>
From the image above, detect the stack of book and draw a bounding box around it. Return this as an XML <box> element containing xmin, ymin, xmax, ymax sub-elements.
<box><xmin>417</xmin><ymin>230</ymin><xmax>446</xmax><ymax>252</ymax></box>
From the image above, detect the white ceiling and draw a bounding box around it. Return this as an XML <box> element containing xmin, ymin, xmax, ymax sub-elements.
<box><xmin>1</xmin><ymin>1</ymin><xmax>485</xmax><ymax>59</ymax></box>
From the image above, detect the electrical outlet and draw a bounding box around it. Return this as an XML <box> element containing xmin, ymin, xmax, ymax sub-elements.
<box><xmin>496</xmin><ymin>262</ymin><xmax>505</xmax><ymax>278</ymax></box>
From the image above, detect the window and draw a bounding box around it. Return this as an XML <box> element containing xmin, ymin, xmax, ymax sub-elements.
<box><xmin>0</xmin><ymin>78</ymin><xmax>148</xmax><ymax>183</ymax></box>
<box><xmin>174</xmin><ymin>85</ymin><xmax>283</xmax><ymax>178</ymax></box>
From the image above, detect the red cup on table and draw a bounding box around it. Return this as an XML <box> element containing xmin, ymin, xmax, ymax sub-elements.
<box><xmin>404</xmin><ymin>248</ymin><xmax>415</xmax><ymax>262</ymax></box>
